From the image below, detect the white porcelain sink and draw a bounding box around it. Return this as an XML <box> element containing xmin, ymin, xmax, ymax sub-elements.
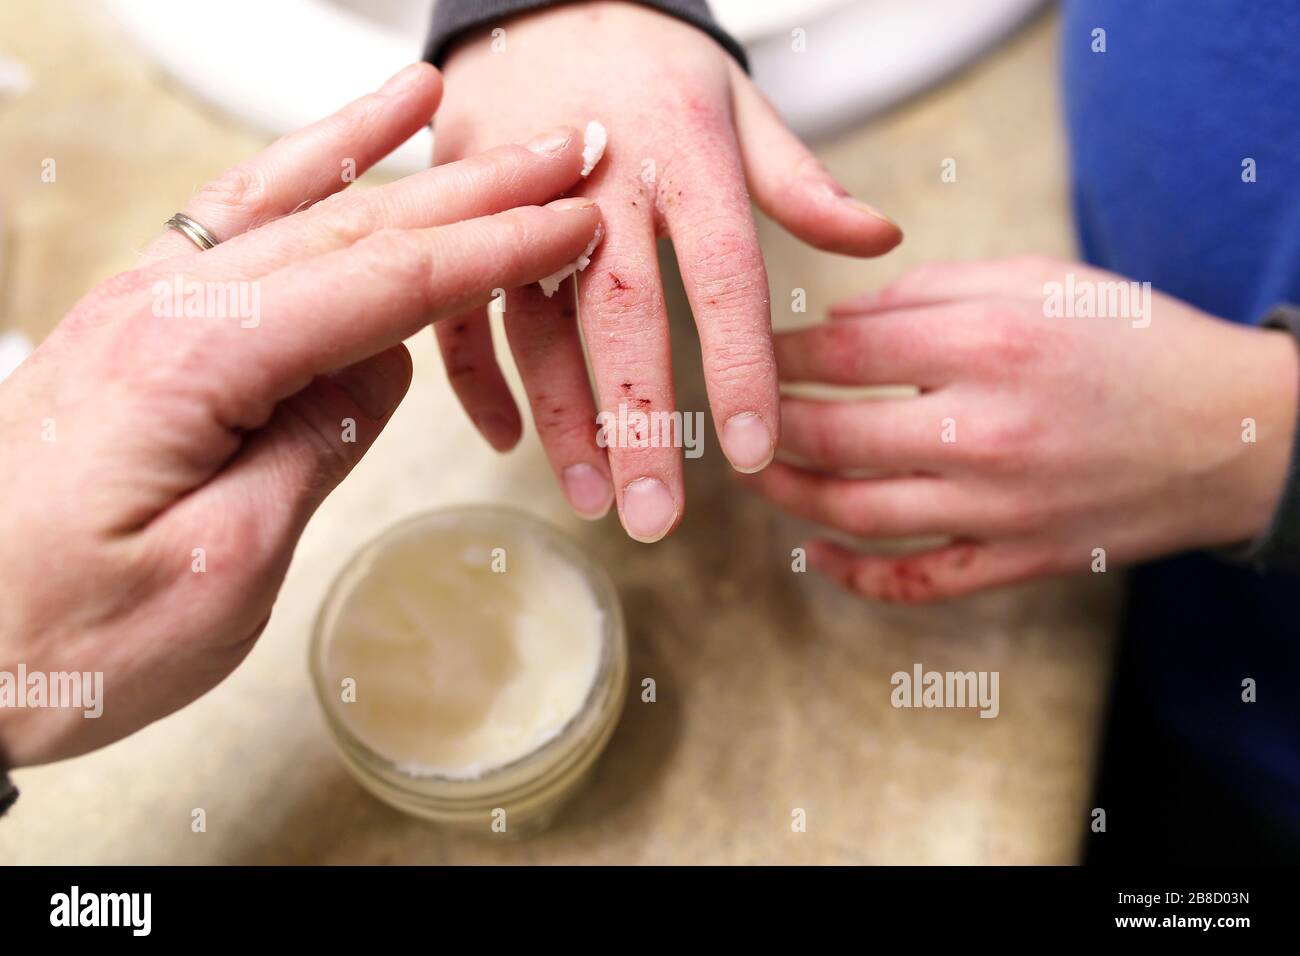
<box><xmin>105</xmin><ymin>0</ymin><xmax>1044</xmax><ymax>173</ymax></box>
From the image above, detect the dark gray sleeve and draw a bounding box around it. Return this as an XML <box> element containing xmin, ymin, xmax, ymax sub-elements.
<box><xmin>0</xmin><ymin>767</ymin><xmax>16</xmax><ymax>818</ymax></box>
<box><xmin>1220</xmin><ymin>303</ymin><xmax>1300</xmax><ymax>574</ymax></box>
<box><xmin>423</xmin><ymin>0</ymin><xmax>748</xmax><ymax>71</ymax></box>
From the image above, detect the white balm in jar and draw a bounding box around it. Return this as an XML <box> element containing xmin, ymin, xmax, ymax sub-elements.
<box><xmin>310</xmin><ymin>507</ymin><xmax>626</xmax><ymax>836</ymax></box>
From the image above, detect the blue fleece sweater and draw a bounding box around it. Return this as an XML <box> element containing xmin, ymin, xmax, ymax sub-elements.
<box><xmin>1062</xmin><ymin>0</ymin><xmax>1300</xmax><ymax>828</ymax></box>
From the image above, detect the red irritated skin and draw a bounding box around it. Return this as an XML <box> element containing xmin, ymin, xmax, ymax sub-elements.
<box><xmin>738</xmin><ymin>256</ymin><xmax>1299</xmax><ymax>604</ymax></box>
<box><xmin>430</xmin><ymin>1</ymin><xmax>902</xmax><ymax>542</ymax></box>
<box><xmin>0</xmin><ymin>64</ymin><xmax>608</xmax><ymax>766</ymax></box>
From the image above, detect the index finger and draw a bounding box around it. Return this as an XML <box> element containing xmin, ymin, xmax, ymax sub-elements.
<box><xmin>141</xmin><ymin>63</ymin><xmax>443</xmax><ymax>264</ymax></box>
<box><xmin>165</xmin><ymin>199</ymin><xmax>604</xmax><ymax>427</ymax></box>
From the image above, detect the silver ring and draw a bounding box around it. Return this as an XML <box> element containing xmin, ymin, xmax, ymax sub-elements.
<box><xmin>164</xmin><ymin>212</ymin><xmax>220</xmax><ymax>251</ymax></box>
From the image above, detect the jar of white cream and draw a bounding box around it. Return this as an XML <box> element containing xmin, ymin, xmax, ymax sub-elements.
<box><xmin>310</xmin><ymin>506</ymin><xmax>627</xmax><ymax>836</ymax></box>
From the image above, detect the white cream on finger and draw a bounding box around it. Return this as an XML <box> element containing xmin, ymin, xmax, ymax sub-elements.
<box><xmin>539</xmin><ymin>121</ymin><xmax>607</xmax><ymax>298</ymax></box>
<box><xmin>580</xmin><ymin>120</ymin><xmax>607</xmax><ymax>177</ymax></box>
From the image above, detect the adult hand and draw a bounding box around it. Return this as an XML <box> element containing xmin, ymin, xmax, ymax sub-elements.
<box><xmin>0</xmin><ymin>63</ymin><xmax>604</xmax><ymax>766</ymax></box>
<box><xmin>431</xmin><ymin>0</ymin><xmax>902</xmax><ymax>542</ymax></box>
<box><xmin>740</xmin><ymin>256</ymin><xmax>1299</xmax><ymax>602</ymax></box>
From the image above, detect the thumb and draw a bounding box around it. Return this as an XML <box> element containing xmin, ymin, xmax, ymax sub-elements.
<box><xmin>729</xmin><ymin>63</ymin><xmax>903</xmax><ymax>257</ymax></box>
<box><xmin>158</xmin><ymin>344</ymin><xmax>413</xmax><ymax>557</ymax></box>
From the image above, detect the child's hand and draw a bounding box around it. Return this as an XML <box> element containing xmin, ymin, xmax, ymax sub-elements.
<box><xmin>430</xmin><ymin>0</ymin><xmax>901</xmax><ymax>542</ymax></box>
<box><xmin>740</xmin><ymin>257</ymin><xmax>1299</xmax><ymax>603</ymax></box>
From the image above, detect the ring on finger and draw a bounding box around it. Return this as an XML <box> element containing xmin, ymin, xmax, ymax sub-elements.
<box><xmin>164</xmin><ymin>212</ymin><xmax>221</xmax><ymax>251</ymax></box>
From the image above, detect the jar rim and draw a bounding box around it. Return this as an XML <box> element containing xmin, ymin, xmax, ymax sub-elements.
<box><xmin>308</xmin><ymin>504</ymin><xmax>627</xmax><ymax>803</ymax></box>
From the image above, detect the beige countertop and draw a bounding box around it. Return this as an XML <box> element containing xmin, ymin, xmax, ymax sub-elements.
<box><xmin>0</xmin><ymin>0</ymin><xmax>1118</xmax><ymax>864</ymax></box>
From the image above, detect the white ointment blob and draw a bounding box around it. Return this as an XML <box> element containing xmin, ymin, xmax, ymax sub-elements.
<box><xmin>538</xmin><ymin>121</ymin><xmax>608</xmax><ymax>298</ymax></box>
<box><xmin>539</xmin><ymin>222</ymin><xmax>604</xmax><ymax>298</ymax></box>
<box><xmin>580</xmin><ymin>120</ymin><xmax>607</xmax><ymax>177</ymax></box>
<box><xmin>325</xmin><ymin>521</ymin><xmax>604</xmax><ymax>779</ymax></box>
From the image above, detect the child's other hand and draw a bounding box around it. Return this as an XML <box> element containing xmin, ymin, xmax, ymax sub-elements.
<box><xmin>740</xmin><ymin>257</ymin><xmax>1299</xmax><ymax>602</ymax></box>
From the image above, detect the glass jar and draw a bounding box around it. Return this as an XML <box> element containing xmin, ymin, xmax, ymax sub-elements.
<box><xmin>309</xmin><ymin>506</ymin><xmax>627</xmax><ymax>837</ymax></box>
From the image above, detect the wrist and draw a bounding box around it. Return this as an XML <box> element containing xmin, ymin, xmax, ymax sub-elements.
<box><xmin>1223</xmin><ymin>324</ymin><xmax>1300</xmax><ymax>545</ymax></box>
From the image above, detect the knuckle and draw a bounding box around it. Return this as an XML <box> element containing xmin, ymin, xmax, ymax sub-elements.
<box><xmin>493</xmin><ymin>214</ymin><xmax>534</xmax><ymax>261</ymax></box>
<box><xmin>197</xmin><ymin>162</ymin><xmax>270</xmax><ymax>217</ymax></box>
<box><xmin>603</xmin><ymin>441</ymin><xmax>668</xmax><ymax>478</ymax></box>
<box><xmin>492</xmin><ymin>143</ymin><xmax>536</xmax><ymax>173</ymax></box>
<box><xmin>967</xmin><ymin>413</ymin><xmax>1041</xmax><ymax>469</ymax></box>
<box><xmin>691</xmin><ymin>223</ymin><xmax>760</xmax><ymax>268</ymax></box>
<box><xmin>589</xmin><ymin>263</ymin><xmax>660</xmax><ymax>320</ymax></box>
<box><xmin>207</xmin><ymin>503</ymin><xmax>278</xmax><ymax>574</ymax></box>
<box><xmin>807</xmin><ymin>416</ymin><xmax>852</xmax><ymax>466</ymax></box>
<box><xmin>358</xmin><ymin>228</ymin><xmax>429</xmax><ymax>284</ymax></box>
<box><xmin>690</xmin><ymin>230</ymin><xmax>768</xmax><ymax>307</ymax></box>
<box><xmin>975</xmin><ymin>306</ymin><xmax>1038</xmax><ymax>366</ymax></box>
<box><xmin>311</xmin><ymin>193</ymin><xmax>381</xmax><ymax>246</ymax></box>
<box><xmin>536</xmin><ymin>407</ymin><xmax>594</xmax><ymax>446</ymax></box>
<box><xmin>858</xmin><ymin>555</ymin><xmax>949</xmax><ymax>604</ymax></box>
<box><xmin>90</xmin><ymin>267</ymin><xmax>158</xmax><ymax>305</ymax></box>
<box><xmin>145</xmin><ymin>332</ymin><xmax>213</xmax><ymax>389</ymax></box>
<box><xmin>974</xmin><ymin>419</ymin><xmax>1021</xmax><ymax>460</ymax></box>
<box><xmin>444</xmin><ymin>356</ymin><xmax>480</xmax><ymax>383</ymax></box>
<box><xmin>65</xmin><ymin>272</ymin><xmax>151</xmax><ymax>338</ymax></box>
<box><xmin>998</xmin><ymin>493</ymin><xmax>1052</xmax><ymax>534</ymax></box>
<box><xmin>704</xmin><ymin>341</ymin><xmax>775</xmax><ymax>391</ymax></box>
<box><xmin>838</xmin><ymin>496</ymin><xmax>895</xmax><ymax>539</ymax></box>
<box><xmin>486</xmin><ymin>149</ymin><xmax>534</xmax><ymax>196</ymax></box>
<box><xmin>844</xmin><ymin>513</ymin><xmax>883</xmax><ymax>540</ymax></box>
<box><xmin>776</xmin><ymin>153</ymin><xmax>832</xmax><ymax>209</ymax></box>
<box><xmin>814</xmin><ymin>321</ymin><xmax>868</xmax><ymax>377</ymax></box>
<box><xmin>457</xmin><ymin>214</ymin><xmax>532</xmax><ymax>279</ymax></box>
<box><xmin>990</xmin><ymin>333</ymin><xmax>1037</xmax><ymax>369</ymax></box>
<box><xmin>322</xmin><ymin>97</ymin><xmax>381</xmax><ymax>144</ymax></box>
<box><xmin>126</xmin><ymin>331</ymin><xmax>255</xmax><ymax>424</ymax></box>
<box><xmin>661</xmin><ymin>83</ymin><xmax>730</xmax><ymax>139</ymax></box>
<box><xmin>438</xmin><ymin>324</ymin><xmax>485</xmax><ymax>381</ymax></box>
<box><xmin>280</xmin><ymin>397</ymin><xmax>356</xmax><ymax>486</ymax></box>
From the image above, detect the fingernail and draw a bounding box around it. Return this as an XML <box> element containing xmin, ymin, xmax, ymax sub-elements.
<box><xmin>721</xmin><ymin>412</ymin><xmax>775</xmax><ymax>474</ymax></box>
<box><xmin>379</xmin><ymin>63</ymin><xmax>426</xmax><ymax>95</ymax></box>
<box><xmin>562</xmin><ymin>463</ymin><xmax>614</xmax><ymax>519</ymax></box>
<box><xmin>547</xmin><ymin>197</ymin><xmax>597</xmax><ymax>212</ymax></box>
<box><xmin>475</xmin><ymin>411</ymin><xmax>518</xmax><ymax>451</ymax></box>
<box><xmin>525</xmin><ymin>126</ymin><xmax>575</xmax><ymax>155</ymax></box>
<box><xmin>840</xmin><ymin>194</ymin><xmax>900</xmax><ymax>230</ymax></box>
<box><xmin>329</xmin><ymin>365</ymin><xmax>393</xmax><ymax>419</ymax></box>
<box><xmin>621</xmin><ymin>477</ymin><xmax>677</xmax><ymax>543</ymax></box>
